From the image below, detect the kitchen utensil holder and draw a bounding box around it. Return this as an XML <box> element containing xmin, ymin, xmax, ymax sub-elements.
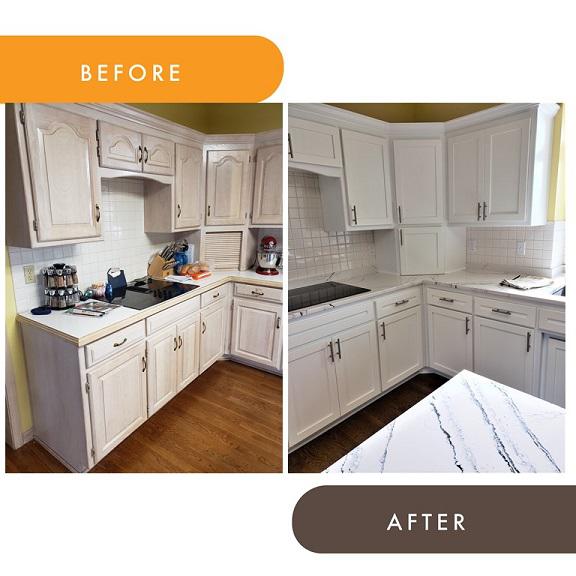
<box><xmin>148</xmin><ymin>254</ymin><xmax>174</xmax><ymax>278</ymax></box>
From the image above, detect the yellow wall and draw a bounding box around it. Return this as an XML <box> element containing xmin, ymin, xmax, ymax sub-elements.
<box><xmin>5</xmin><ymin>249</ymin><xmax>33</xmax><ymax>432</ymax></box>
<box><xmin>130</xmin><ymin>103</ymin><xmax>282</xmax><ymax>134</ymax></box>
<box><xmin>547</xmin><ymin>104</ymin><xmax>565</xmax><ymax>221</ymax></box>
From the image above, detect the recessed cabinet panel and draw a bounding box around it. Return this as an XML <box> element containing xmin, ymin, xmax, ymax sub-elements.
<box><xmin>399</xmin><ymin>227</ymin><xmax>445</xmax><ymax>275</ymax></box>
<box><xmin>147</xmin><ymin>326</ymin><xmax>178</xmax><ymax>415</ymax></box>
<box><xmin>175</xmin><ymin>143</ymin><xmax>203</xmax><ymax>229</ymax></box>
<box><xmin>252</xmin><ymin>144</ymin><xmax>283</xmax><ymax>225</ymax></box>
<box><xmin>142</xmin><ymin>134</ymin><xmax>175</xmax><ymax>176</ymax></box>
<box><xmin>98</xmin><ymin>121</ymin><xmax>142</xmax><ymax>171</ymax></box>
<box><xmin>289</xmin><ymin>118</ymin><xmax>342</xmax><ymax>167</ymax></box>
<box><xmin>177</xmin><ymin>313</ymin><xmax>201</xmax><ymax>391</ymax></box>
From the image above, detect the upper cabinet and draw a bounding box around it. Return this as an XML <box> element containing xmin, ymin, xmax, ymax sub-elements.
<box><xmin>98</xmin><ymin>121</ymin><xmax>175</xmax><ymax>176</ymax></box>
<box><xmin>393</xmin><ymin>139</ymin><xmax>444</xmax><ymax>225</ymax></box>
<box><xmin>174</xmin><ymin>144</ymin><xmax>203</xmax><ymax>229</ymax></box>
<box><xmin>205</xmin><ymin>149</ymin><xmax>250</xmax><ymax>226</ymax></box>
<box><xmin>251</xmin><ymin>144</ymin><xmax>283</xmax><ymax>225</ymax></box>
<box><xmin>288</xmin><ymin>118</ymin><xmax>342</xmax><ymax>167</ymax></box>
<box><xmin>6</xmin><ymin>104</ymin><xmax>102</xmax><ymax>247</ymax></box>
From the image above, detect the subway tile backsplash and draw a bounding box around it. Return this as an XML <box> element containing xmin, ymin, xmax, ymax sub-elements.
<box><xmin>288</xmin><ymin>169</ymin><xmax>376</xmax><ymax>280</ymax></box>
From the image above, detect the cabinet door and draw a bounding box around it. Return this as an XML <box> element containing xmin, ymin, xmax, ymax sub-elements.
<box><xmin>447</xmin><ymin>130</ymin><xmax>484</xmax><ymax>223</ymax></box>
<box><xmin>427</xmin><ymin>306</ymin><xmax>473</xmax><ymax>377</ymax></box>
<box><xmin>230</xmin><ymin>298</ymin><xmax>282</xmax><ymax>369</ymax></box>
<box><xmin>333</xmin><ymin>322</ymin><xmax>381</xmax><ymax>416</ymax></box>
<box><xmin>177</xmin><ymin>313</ymin><xmax>201</xmax><ymax>391</ymax></box>
<box><xmin>97</xmin><ymin>121</ymin><xmax>142</xmax><ymax>171</ymax></box>
<box><xmin>87</xmin><ymin>342</ymin><xmax>147</xmax><ymax>462</ymax></box>
<box><xmin>146</xmin><ymin>326</ymin><xmax>178</xmax><ymax>415</ymax></box>
<box><xmin>24</xmin><ymin>104</ymin><xmax>102</xmax><ymax>242</ymax></box>
<box><xmin>394</xmin><ymin>139</ymin><xmax>444</xmax><ymax>224</ymax></box>
<box><xmin>288</xmin><ymin>338</ymin><xmax>340</xmax><ymax>447</ymax></box>
<box><xmin>175</xmin><ymin>144</ymin><xmax>203</xmax><ymax>229</ymax></box>
<box><xmin>399</xmin><ymin>227</ymin><xmax>445</xmax><ymax>275</ymax></box>
<box><xmin>251</xmin><ymin>144</ymin><xmax>283</xmax><ymax>225</ymax></box>
<box><xmin>540</xmin><ymin>337</ymin><xmax>565</xmax><ymax>407</ymax></box>
<box><xmin>205</xmin><ymin>150</ymin><xmax>250</xmax><ymax>225</ymax></box>
<box><xmin>378</xmin><ymin>307</ymin><xmax>423</xmax><ymax>390</ymax></box>
<box><xmin>288</xmin><ymin>117</ymin><xmax>342</xmax><ymax>167</ymax></box>
<box><xmin>200</xmin><ymin>300</ymin><xmax>227</xmax><ymax>373</ymax></box>
<box><xmin>341</xmin><ymin>129</ymin><xmax>394</xmax><ymax>227</ymax></box>
<box><xmin>474</xmin><ymin>316</ymin><xmax>534</xmax><ymax>393</ymax></box>
<box><xmin>482</xmin><ymin>117</ymin><xmax>531</xmax><ymax>223</ymax></box>
<box><xmin>142</xmin><ymin>134</ymin><xmax>175</xmax><ymax>176</ymax></box>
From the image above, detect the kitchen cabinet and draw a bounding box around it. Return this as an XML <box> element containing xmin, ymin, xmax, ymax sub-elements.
<box><xmin>427</xmin><ymin>306</ymin><xmax>473</xmax><ymax>377</ymax></box>
<box><xmin>393</xmin><ymin>139</ymin><xmax>444</xmax><ymax>225</ymax></box>
<box><xmin>174</xmin><ymin>143</ymin><xmax>203</xmax><ymax>229</ymax></box>
<box><xmin>288</xmin><ymin>337</ymin><xmax>340</xmax><ymax>447</ymax></box>
<box><xmin>540</xmin><ymin>336</ymin><xmax>565</xmax><ymax>407</ymax></box>
<box><xmin>341</xmin><ymin>129</ymin><xmax>394</xmax><ymax>228</ymax></box>
<box><xmin>378</xmin><ymin>307</ymin><xmax>424</xmax><ymax>390</ymax></box>
<box><xmin>251</xmin><ymin>144</ymin><xmax>283</xmax><ymax>225</ymax></box>
<box><xmin>200</xmin><ymin>299</ymin><xmax>227</xmax><ymax>373</ymax></box>
<box><xmin>87</xmin><ymin>342</ymin><xmax>147</xmax><ymax>462</ymax></box>
<box><xmin>205</xmin><ymin>150</ymin><xmax>250</xmax><ymax>225</ymax></box>
<box><xmin>177</xmin><ymin>313</ymin><xmax>201</xmax><ymax>391</ymax></box>
<box><xmin>10</xmin><ymin>104</ymin><xmax>102</xmax><ymax>245</ymax></box>
<box><xmin>474</xmin><ymin>316</ymin><xmax>534</xmax><ymax>394</ymax></box>
<box><xmin>146</xmin><ymin>326</ymin><xmax>178</xmax><ymax>415</ymax></box>
<box><xmin>399</xmin><ymin>227</ymin><xmax>445</xmax><ymax>275</ymax></box>
<box><xmin>230</xmin><ymin>298</ymin><xmax>282</xmax><ymax>370</ymax></box>
<box><xmin>142</xmin><ymin>134</ymin><xmax>175</xmax><ymax>176</ymax></box>
<box><xmin>288</xmin><ymin>117</ymin><xmax>342</xmax><ymax>167</ymax></box>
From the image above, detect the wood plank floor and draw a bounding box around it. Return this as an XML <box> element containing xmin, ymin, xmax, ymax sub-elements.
<box><xmin>5</xmin><ymin>361</ymin><xmax>282</xmax><ymax>473</ymax></box>
<box><xmin>289</xmin><ymin>373</ymin><xmax>447</xmax><ymax>473</ymax></box>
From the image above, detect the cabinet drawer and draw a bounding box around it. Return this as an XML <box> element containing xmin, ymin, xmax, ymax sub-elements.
<box><xmin>234</xmin><ymin>283</ymin><xmax>282</xmax><ymax>302</ymax></box>
<box><xmin>146</xmin><ymin>297</ymin><xmax>200</xmax><ymax>334</ymax></box>
<box><xmin>427</xmin><ymin>287</ymin><xmax>473</xmax><ymax>314</ymax></box>
<box><xmin>538</xmin><ymin>307</ymin><xmax>565</xmax><ymax>335</ymax></box>
<box><xmin>201</xmin><ymin>284</ymin><xmax>229</xmax><ymax>308</ymax></box>
<box><xmin>85</xmin><ymin>321</ymin><xmax>146</xmax><ymax>368</ymax></box>
<box><xmin>474</xmin><ymin>296</ymin><xmax>536</xmax><ymax>328</ymax></box>
<box><xmin>374</xmin><ymin>287</ymin><xmax>421</xmax><ymax>318</ymax></box>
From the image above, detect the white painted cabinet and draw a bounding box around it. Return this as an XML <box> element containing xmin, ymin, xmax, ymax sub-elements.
<box><xmin>399</xmin><ymin>227</ymin><xmax>445</xmax><ymax>275</ymax></box>
<box><xmin>251</xmin><ymin>144</ymin><xmax>283</xmax><ymax>225</ymax></box>
<box><xmin>427</xmin><ymin>306</ymin><xmax>473</xmax><ymax>377</ymax></box>
<box><xmin>393</xmin><ymin>139</ymin><xmax>444</xmax><ymax>224</ymax></box>
<box><xmin>342</xmin><ymin>129</ymin><xmax>394</xmax><ymax>228</ymax></box>
<box><xmin>176</xmin><ymin>313</ymin><xmax>201</xmax><ymax>391</ymax></box>
<box><xmin>288</xmin><ymin>117</ymin><xmax>342</xmax><ymax>167</ymax></box>
<box><xmin>200</xmin><ymin>300</ymin><xmax>227</xmax><ymax>373</ymax></box>
<box><xmin>174</xmin><ymin>143</ymin><xmax>203</xmax><ymax>229</ymax></box>
<box><xmin>288</xmin><ymin>337</ymin><xmax>340</xmax><ymax>447</ymax></box>
<box><xmin>146</xmin><ymin>326</ymin><xmax>179</xmax><ymax>415</ymax></box>
<box><xmin>378</xmin><ymin>307</ymin><xmax>424</xmax><ymax>390</ymax></box>
<box><xmin>230</xmin><ymin>298</ymin><xmax>282</xmax><ymax>370</ymax></box>
<box><xmin>22</xmin><ymin>104</ymin><xmax>102</xmax><ymax>243</ymax></box>
<box><xmin>474</xmin><ymin>316</ymin><xmax>534</xmax><ymax>394</ymax></box>
<box><xmin>540</xmin><ymin>336</ymin><xmax>565</xmax><ymax>407</ymax></box>
<box><xmin>205</xmin><ymin>150</ymin><xmax>250</xmax><ymax>225</ymax></box>
<box><xmin>87</xmin><ymin>342</ymin><xmax>147</xmax><ymax>462</ymax></box>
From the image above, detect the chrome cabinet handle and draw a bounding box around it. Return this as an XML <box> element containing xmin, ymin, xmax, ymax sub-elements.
<box><xmin>144</xmin><ymin>146</ymin><xmax>149</xmax><ymax>164</ymax></box>
<box><xmin>477</xmin><ymin>202</ymin><xmax>482</xmax><ymax>221</ymax></box>
<box><xmin>202</xmin><ymin>321</ymin><xmax>206</xmax><ymax>334</ymax></box>
<box><xmin>288</xmin><ymin>133</ymin><xmax>294</xmax><ymax>158</ymax></box>
<box><xmin>336</xmin><ymin>338</ymin><xmax>342</xmax><ymax>359</ymax></box>
<box><xmin>173</xmin><ymin>337</ymin><xmax>178</xmax><ymax>351</ymax></box>
<box><xmin>177</xmin><ymin>204</ymin><xmax>181</xmax><ymax>218</ymax></box>
<box><xmin>251</xmin><ymin>289</ymin><xmax>264</xmax><ymax>296</ymax></box>
<box><xmin>483</xmin><ymin>201</ymin><xmax>487</xmax><ymax>220</ymax></box>
<box><xmin>465</xmin><ymin>316</ymin><xmax>470</xmax><ymax>335</ymax></box>
<box><xmin>351</xmin><ymin>205</ymin><xmax>358</xmax><ymax>225</ymax></box>
<box><xmin>178</xmin><ymin>335</ymin><xmax>183</xmax><ymax>349</ymax></box>
<box><xmin>113</xmin><ymin>337</ymin><xmax>127</xmax><ymax>348</ymax></box>
<box><xmin>142</xmin><ymin>356</ymin><xmax>147</xmax><ymax>372</ymax></box>
<box><xmin>527</xmin><ymin>332</ymin><xmax>532</xmax><ymax>352</ymax></box>
<box><xmin>492</xmin><ymin>308</ymin><xmax>511</xmax><ymax>315</ymax></box>
<box><xmin>395</xmin><ymin>299</ymin><xmax>409</xmax><ymax>306</ymax></box>
<box><xmin>137</xmin><ymin>145</ymin><xmax>143</xmax><ymax>163</ymax></box>
<box><xmin>398</xmin><ymin>205</ymin><xmax>402</xmax><ymax>223</ymax></box>
<box><xmin>381</xmin><ymin>321</ymin><xmax>386</xmax><ymax>340</ymax></box>
<box><xmin>95</xmin><ymin>204</ymin><xmax>101</xmax><ymax>222</ymax></box>
<box><xmin>439</xmin><ymin>297</ymin><xmax>455</xmax><ymax>303</ymax></box>
<box><xmin>328</xmin><ymin>341</ymin><xmax>335</xmax><ymax>362</ymax></box>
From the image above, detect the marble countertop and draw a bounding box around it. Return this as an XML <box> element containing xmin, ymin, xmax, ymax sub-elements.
<box><xmin>18</xmin><ymin>269</ymin><xmax>283</xmax><ymax>346</ymax></box>
<box><xmin>325</xmin><ymin>370</ymin><xmax>564</xmax><ymax>473</ymax></box>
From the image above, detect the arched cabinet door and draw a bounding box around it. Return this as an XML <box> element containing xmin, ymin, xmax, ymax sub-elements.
<box><xmin>251</xmin><ymin>144</ymin><xmax>282</xmax><ymax>225</ymax></box>
<box><xmin>174</xmin><ymin>144</ymin><xmax>203</xmax><ymax>230</ymax></box>
<box><xmin>142</xmin><ymin>134</ymin><xmax>175</xmax><ymax>176</ymax></box>
<box><xmin>97</xmin><ymin>121</ymin><xmax>142</xmax><ymax>171</ymax></box>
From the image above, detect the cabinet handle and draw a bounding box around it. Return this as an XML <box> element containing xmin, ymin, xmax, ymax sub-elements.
<box><xmin>398</xmin><ymin>205</ymin><xmax>402</xmax><ymax>223</ymax></box>
<box><xmin>477</xmin><ymin>202</ymin><xmax>482</xmax><ymax>221</ymax></box>
<box><xmin>491</xmin><ymin>308</ymin><xmax>511</xmax><ymax>315</ymax></box>
<box><xmin>400</xmin><ymin>229</ymin><xmax>404</xmax><ymax>246</ymax></box>
<box><xmin>288</xmin><ymin>133</ymin><xmax>294</xmax><ymax>158</ymax></box>
<box><xmin>328</xmin><ymin>341</ymin><xmax>335</xmax><ymax>362</ymax></box>
<box><xmin>113</xmin><ymin>337</ymin><xmax>127</xmax><ymax>348</ymax></box>
<box><xmin>439</xmin><ymin>297</ymin><xmax>455</xmax><ymax>303</ymax></box>
<box><xmin>144</xmin><ymin>146</ymin><xmax>149</xmax><ymax>164</ymax></box>
<box><xmin>483</xmin><ymin>201</ymin><xmax>487</xmax><ymax>220</ymax></box>
<box><xmin>213</xmin><ymin>292</ymin><xmax>220</xmax><ymax>298</ymax></box>
<box><xmin>142</xmin><ymin>356</ymin><xmax>147</xmax><ymax>372</ymax></box>
<box><xmin>178</xmin><ymin>335</ymin><xmax>183</xmax><ymax>349</ymax></box>
<box><xmin>336</xmin><ymin>338</ymin><xmax>342</xmax><ymax>359</ymax></box>
<box><xmin>381</xmin><ymin>321</ymin><xmax>386</xmax><ymax>340</ymax></box>
<box><xmin>395</xmin><ymin>298</ymin><xmax>409</xmax><ymax>306</ymax></box>
<box><xmin>351</xmin><ymin>205</ymin><xmax>358</xmax><ymax>225</ymax></box>
<box><xmin>173</xmin><ymin>337</ymin><xmax>178</xmax><ymax>351</ymax></box>
<box><xmin>95</xmin><ymin>204</ymin><xmax>101</xmax><ymax>222</ymax></box>
<box><xmin>138</xmin><ymin>145</ymin><xmax>143</xmax><ymax>163</ymax></box>
<box><xmin>465</xmin><ymin>316</ymin><xmax>470</xmax><ymax>335</ymax></box>
<box><xmin>177</xmin><ymin>204</ymin><xmax>181</xmax><ymax>218</ymax></box>
<box><xmin>207</xmin><ymin>205</ymin><xmax>211</xmax><ymax>217</ymax></box>
<box><xmin>276</xmin><ymin>317</ymin><xmax>281</xmax><ymax>330</ymax></box>
<box><xmin>527</xmin><ymin>332</ymin><xmax>531</xmax><ymax>352</ymax></box>
<box><xmin>251</xmin><ymin>289</ymin><xmax>264</xmax><ymax>296</ymax></box>
<box><xmin>202</xmin><ymin>321</ymin><xmax>206</xmax><ymax>334</ymax></box>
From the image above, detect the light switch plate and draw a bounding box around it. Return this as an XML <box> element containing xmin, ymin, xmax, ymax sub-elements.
<box><xmin>516</xmin><ymin>241</ymin><xmax>526</xmax><ymax>256</ymax></box>
<box><xmin>23</xmin><ymin>264</ymin><xmax>36</xmax><ymax>284</ymax></box>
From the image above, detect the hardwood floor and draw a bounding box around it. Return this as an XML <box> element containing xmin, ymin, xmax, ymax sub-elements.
<box><xmin>289</xmin><ymin>372</ymin><xmax>447</xmax><ymax>473</ymax></box>
<box><xmin>5</xmin><ymin>361</ymin><xmax>282</xmax><ymax>473</ymax></box>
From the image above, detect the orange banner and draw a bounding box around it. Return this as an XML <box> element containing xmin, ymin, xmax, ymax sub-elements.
<box><xmin>0</xmin><ymin>36</ymin><xmax>283</xmax><ymax>102</ymax></box>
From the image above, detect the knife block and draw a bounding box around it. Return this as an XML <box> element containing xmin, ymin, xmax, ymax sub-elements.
<box><xmin>148</xmin><ymin>254</ymin><xmax>173</xmax><ymax>278</ymax></box>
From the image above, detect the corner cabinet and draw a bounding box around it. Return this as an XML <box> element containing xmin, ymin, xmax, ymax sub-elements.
<box><xmin>6</xmin><ymin>104</ymin><xmax>103</xmax><ymax>247</ymax></box>
<box><xmin>174</xmin><ymin>144</ymin><xmax>204</xmax><ymax>229</ymax></box>
<box><xmin>399</xmin><ymin>227</ymin><xmax>445</xmax><ymax>275</ymax></box>
<box><xmin>251</xmin><ymin>144</ymin><xmax>283</xmax><ymax>225</ymax></box>
<box><xmin>200</xmin><ymin>299</ymin><xmax>227</xmax><ymax>373</ymax></box>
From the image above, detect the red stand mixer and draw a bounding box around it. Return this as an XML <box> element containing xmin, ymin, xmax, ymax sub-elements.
<box><xmin>256</xmin><ymin>236</ymin><xmax>281</xmax><ymax>276</ymax></box>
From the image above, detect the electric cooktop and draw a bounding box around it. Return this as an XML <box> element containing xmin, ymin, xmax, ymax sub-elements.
<box><xmin>288</xmin><ymin>281</ymin><xmax>371</xmax><ymax>312</ymax></box>
<box><xmin>112</xmin><ymin>277</ymin><xmax>199</xmax><ymax>310</ymax></box>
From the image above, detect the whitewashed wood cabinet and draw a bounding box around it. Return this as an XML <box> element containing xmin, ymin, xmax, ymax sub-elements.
<box><xmin>87</xmin><ymin>342</ymin><xmax>147</xmax><ymax>462</ymax></box>
<box><xmin>177</xmin><ymin>313</ymin><xmax>201</xmax><ymax>391</ymax></box>
<box><xmin>200</xmin><ymin>299</ymin><xmax>227</xmax><ymax>373</ymax></box>
<box><xmin>146</xmin><ymin>326</ymin><xmax>179</xmax><ymax>415</ymax></box>
<box><xmin>398</xmin><ymin>227</ymin><xmax>445</xmax><ymax>275</ymax></box>
<box><xmin>251</xmin><ymin>144</ymin><xmax>282</xmax><ymax>225</ymax></box>
<box><xmin>174</xmin><ymin>143</ymin><xmax>203</xmax><ymax>229</ymax></box>
<box><xmin>142</xmin><ymin>134</ymin><xmax>175</xmax><ymax>176</ymax></box>
<box><xmin>393</xmin><ymin>139</ymin><xmax>444</xmax><ymax>225</ymax></box>
<box><xmin>540</xmin><ymin>336</ymin><xmax>565</xmax><ymax>407</ymax></box>
<box><xmin>205</xmin><ymin>150</ymin><xmax>250</xmax><ymax>225</ymax></box>
<box><xmin>288</xmin><ymin>117</ymin><xmax>342</xmax><ymax>167</ymax></box>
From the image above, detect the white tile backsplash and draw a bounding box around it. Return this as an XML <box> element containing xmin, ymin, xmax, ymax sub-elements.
<box><xmin>8</xmin><ymin>178</ymin><xmax>199</xmax><ymax>312</ymax></box>
<box><xmin>288</xmin><ymin>169</ymin><xmax>376</xmax><ymax>280</ymax></box>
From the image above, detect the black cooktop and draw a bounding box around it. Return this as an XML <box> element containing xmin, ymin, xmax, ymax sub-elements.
<box><xmin>112</xmin><ymin>277</ymin><xmax>199</xmax><ymax>310</ymax></box>
<box><xmin>288</xmin><ymin>282</ymin><xmax>371</xmax><ymax>312</ymax></box>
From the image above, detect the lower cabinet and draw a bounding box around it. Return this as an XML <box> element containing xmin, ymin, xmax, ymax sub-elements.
<box><xmin>474</xmin><ymin>316</ymin><xmax>534</xmax><ymax>394</ymax></box>
<box><xmin>177</xmin><ymin>313</ymin><xmax>201</xmax><ymax>391</ymax></box>
<box><xmin>230</xmin><ymin>297</ymin><xmax>282</xmax><ymax>370</ymax></box>
<box><xmin>427</xmin><ymin>306</ymin><xmax>473</xmax><ymax>377</ymax></box>
<box><xmin>147</xmin><ymin>326</ymin><xmax>179</xmax><ymax>415</ymax></box>
<box><xmin>378</xmin><ymin>307</ymin><xmax>424</xmax><ymax>391</ymax></box>
<box><xmin>540</xmin><ymin>336</ymin><xmax>565</xmax><ymax>407</ymax></box>
<box><xmin>200</xmin><ymin>300</ymin><xmax>227</xmax><ymax>373</ymax></box>
<box><xmin>87</xmin><ymin>342</ymin><xmax>147</xmax><ymax>462</ymax></box>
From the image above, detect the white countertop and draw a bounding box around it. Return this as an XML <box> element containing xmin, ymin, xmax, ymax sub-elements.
<box><xmin>325</xmin><ymin>370</ymin><xmax>564</xmax><ymax>473</ymax></box>
<box><xmin>18</xmin><ymin>269</ymin><xmax>283</xmax><ymax>346</ymax></box>
<box><xmin>289</xmin><ymin>268</ymin><xmax>565</xmax><ymax>319</ymax></box>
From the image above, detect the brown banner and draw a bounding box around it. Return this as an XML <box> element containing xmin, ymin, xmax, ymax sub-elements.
<box><xmin>293</xmin><ymin>485</ymin><xmax>576</xmax><ymax>553</ymax></box>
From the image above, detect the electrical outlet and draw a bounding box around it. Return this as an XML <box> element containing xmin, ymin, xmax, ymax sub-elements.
<box><xmin>516</xmin><ymin>241</ymin><xmax>526</xmax><ymax>256</ymax></box>
<box><xmin>23</xmin><ymin>265</ymin><xmax>36</xmax><ymax>284</ymax></box>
